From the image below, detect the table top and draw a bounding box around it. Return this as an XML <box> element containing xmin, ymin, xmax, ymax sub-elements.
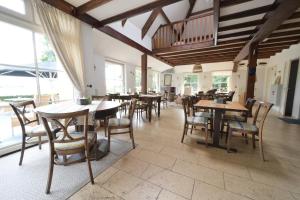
<box><xmin>3</xmin><ymin>97</ymin><xmax>33</xmax><ymax>102</ymax></box>
<box><xmin>139</xmin><ymin>94</ymin><xmax>162</xmax><ymax>98</ymax></box>
<box><xmin>34</xmin><ymin>100</ymin><xmax>121</xmax><ymax>114</ymax></box>
<box><xmin>194</xmin><ymin>100</ymin><xmax>248</xmax><ymax>112</ymax></box>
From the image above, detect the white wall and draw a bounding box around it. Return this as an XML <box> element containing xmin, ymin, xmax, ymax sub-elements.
<box><xmin>264</xmin><ymin>44</ymin><xmax>300</xmax><ymax>118</ymax></box>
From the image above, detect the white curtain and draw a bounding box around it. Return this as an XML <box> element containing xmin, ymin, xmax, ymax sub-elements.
<box><xmin>32</xmin><ymin>0</ymin><xmax>87</xmax><ymax>96</ymax></box>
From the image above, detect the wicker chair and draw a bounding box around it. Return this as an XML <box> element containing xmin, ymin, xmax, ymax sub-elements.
<box><xmin>38</xmin><ymin>109</ymin><xmax>96</xmax><ymax>194</ymax></box>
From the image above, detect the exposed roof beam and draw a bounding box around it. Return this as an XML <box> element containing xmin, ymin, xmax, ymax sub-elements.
<box><xmin>121</xmin><ymin>19</ymin><xmax>127</xmax><ymax>27</ymax></box>
<box><xmin>214</xmin><ymin>0</ymin><xmax>220</xmax><ymax>45</ymax></box>
<box><xmin>219</xmin><ymin>19</ymin><xmax>264</xmax><ymax>32</ymax></box>
<box><xmin>186</xmin><ymin>0</ymin><xmax>196</xmax><ymax>18</ymax></box>
<box><xmin>218</xmin><ymin>29</ymin><xmax>255</xmax><ymax>39</ymax></box>
<box><xmin>76</xmin><ymin>0</ymin><xmax>112</xmax><ymax>15</ymax></box>
<box><xmin>160</xmin><ymin>8</ymin><xmax>171</xmax><ymax>24</ymax></box>
<box><xmin>234</xmin><ymin>0</ymin><xmax>300</xmax><ymax>62</ymax></box>
<box><xmin>94</xmin><ymin>0</ymin><xmax>183</xmax><ymax>27</ymax></box>
<box><xmin>220</xmin><ymin>0</ymin><xmax>253</xmax><ymax>7</ymax></box>
<box><xmin>219</xmin><ymin>4</ymin><xmax>276</xmax><ymax>21</ymax></box>
<box><xmin>142</xmin><ymin>8</ymin><xmax>161</xmax><ymax>39</ymax></box>
<box><xmin>268</xmin><ymin>29</ymin><xmax>300</xmax><ymax>38</ymax></box>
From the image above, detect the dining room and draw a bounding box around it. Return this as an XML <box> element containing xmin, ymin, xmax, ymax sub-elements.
<box><xmin>1</xmin><ymin>0</ymin><xmax>300</xmax><ymax>200</ymax></box>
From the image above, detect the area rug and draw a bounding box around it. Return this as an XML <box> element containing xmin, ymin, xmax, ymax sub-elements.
<box><xmin>279</xmin><ymin>117</ymin><xmax>300</xmax><ymax>125</ymax></box>
<box><xmin>0</xmin><ymin>137</ymin><xmax>132</xmax><ymax>200</ymax></box>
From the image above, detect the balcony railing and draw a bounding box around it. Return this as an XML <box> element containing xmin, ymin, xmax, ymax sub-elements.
<box><xmin>152</xmin><ymin>13</ymin><xmax>214</xmax><ymax>50</ymax></box>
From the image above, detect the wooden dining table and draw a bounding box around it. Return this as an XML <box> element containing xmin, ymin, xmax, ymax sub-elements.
<box><xmin>139</xmin><ymin>94</ymin><xmax>162</xmax><ymax>122</ymax></box>
<box><xmin>194</xmin><ymin>100</ymin><xmax>248</xmax><ymax>150</ymax></box>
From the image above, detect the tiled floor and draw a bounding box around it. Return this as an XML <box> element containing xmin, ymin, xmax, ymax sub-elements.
<box><xmin>70</xmin><ymin>104</ymin><xmax>300</xmax><ymax>200</ymax></box>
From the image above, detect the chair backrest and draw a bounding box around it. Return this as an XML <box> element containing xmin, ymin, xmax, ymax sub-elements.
<box><xmin>257</xmin><ymin>102</ymin><xmax>273</xmax><ymax>135</ymax></box>
<box><xmin>207</xmin><ymin>89</ymin><xmax>217</xmax><ymax>94</ymax></box>
<box><xmin>182</xmin><ymin>97</ymin><xmax>190</xmax><ymax>122</ymax></box>
<box><xmin>226</xmin><ymin>91</ymin><xmax>235</xmax><ymax>101</ymax></box>
<box><xmin>251</xmin><ymin>102</ymin><xmax>262</xmax><ymax>125</ymax></box>
<box><xmin>38</xmin><ymin>109</ymin><xmax>90</xmax><ymax>150</ymax></box>
<box><xmin>245</xmin><ymin>98</ymin><xmax>256</xmax><ymax>117</ymax></box>
<box><xmin>10</xmin><ymin>101</ymin><xmax>39</xmax><ymax>132</ymax></box>
<box><xmin>128</xmin><ymin>99</ymin><xmax>137</xmax><ymax>122</ymax></box>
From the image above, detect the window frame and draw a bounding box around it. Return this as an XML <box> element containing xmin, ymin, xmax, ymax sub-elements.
<box><xmin>104</xmin><ymin>59</ymin><xmax>125</xmax><ymax>94</ymax></box>
<box><xmin>183</xmin><ymin>73</ymin><xmax>199</xmax><ymax>94</ymax></box>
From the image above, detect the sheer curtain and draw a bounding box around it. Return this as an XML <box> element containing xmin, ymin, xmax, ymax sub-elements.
<box><xmin>32</xmin><ymin>0</ymin><xmax>86</xmax><ymax>96</ymax></box>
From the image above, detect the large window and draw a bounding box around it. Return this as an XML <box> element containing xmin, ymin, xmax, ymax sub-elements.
<box><xmin>0</xmin><ymin>20</ymin><xmax>73</xmax><ymax>151</ymax></box>
<box><xmin>212</xmin><ymin>75</ymin><xmax>230</xmax><ymax>92</ymax></box>
<box><xmin>105</xmin><ymin>61</ymin><xmax>124</xmax><ymax>94</ymax></box>
<box><xmin>150</xmin><ymin>70</ymin><xmax>160</xmax><ymax>92</ymax></box>
<box><xmin>0</xmin><ymin>0</ymin><xmax>25</xmax><ymax>15</ymax></box>
<box><xmin>135</xmin><ymin>68</ymin><xmax>141</xmax><ymax>93</ymax></box>
<box><xmin>184</xmin><ymin>74</ymin><xmax>199</xmax><ymax>94</ymax></box>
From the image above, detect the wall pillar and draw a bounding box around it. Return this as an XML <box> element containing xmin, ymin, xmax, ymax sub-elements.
<box><xmin>246</xmin><ymin>42</ymin><xmax>258</xmax><ymax>100</ymax></box>
<box><xmin>141</xmin><ymin>53</ymin><xmax>147</xmax><ymax>94</ymax></box>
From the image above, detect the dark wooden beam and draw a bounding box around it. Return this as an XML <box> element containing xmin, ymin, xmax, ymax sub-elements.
<box><xmin>245</xmin><ymin>42</ymin><xmax>258</xmax><ymax>98</ymax></box>
<box><xmin>76</xmin><ymin>0</ymin><xmax>112</xmax><ymax>15</ymax></box>
<box><xmin>234</xmin><ymin>0</ymin><xmax>300</xmax><ymax>62</ymax></box>
<box><xmin>263</xmin><ymin>35</ymin><xmax>300</xmax><ymax>44</ymax></box>
<box><xmin>141</xmin><ymin>54</ymin><xmax>147</xmax><ymax>94</ymax></box>
<box><xmin>219</xmin><ymin>19</ymin><xmax>264</xmax><ymax>32</ymax></box>
<box><xmin>219</xmin><ymin>4</ymin><xmax>276</xmax><ymax>22</ymax></box>
<box><xmin>214</xmin><ymin>0</ymin><xmax>220</xmax><ymax>45</ymax></box>
<box><xmin>122</xmin><ymin>19</ymin><xmax>127</xmax><ymax>27</ymax></box>
<box><xmin>142</xmin><ymin>8</ymin><xmax>161</xmax><ymax>39</ymax></box>
<box><xmin>94</xmin><ymin>0</ymin><xmax>183</xmax><ymax>27</ymax></box>
<box><xmin>160</xmin><ymin>8</ymin><xmax>171</xmax><ymax>24</ymax></box>
<box><xmin>232</xmin><ymin>62</ymin><xmax>239</xmax><ymax>72</ymax></box>
<box><xmin>268</xmin><ymin>29</ymin><xmax>300</xmax><ymax>38</ymax></box>
<box><xmin>218</xmin><ymin>29</ymin><xmax>255</xmax><ymax>39</ymax></box>
<box><xmin>220</xmin><ymin>0</ymin><xmax>253</xmax><ymax>7</ymax></box>
<box><xmin>277</xmin><ymin>22</ymin><xmax>300</xmax><ymax>31</ymax></box>
<box><xmin>190</xmin><ymin>8</ymin><xmax>213</xmax><ymax>17</ymax></box>
<box><xmin>186</xmin><ymin>0</ymin><xmax>196</xmax><ymax>18</ymax></box>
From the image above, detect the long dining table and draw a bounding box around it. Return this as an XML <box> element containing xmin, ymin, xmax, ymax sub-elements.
<box><xmin>194</xmin><ymin>100</ymin><xmax>248</xmax><ymax>150</ymax></box>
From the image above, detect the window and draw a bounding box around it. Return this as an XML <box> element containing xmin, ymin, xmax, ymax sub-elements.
<box><xmin>184</xmin><ymin>74</ymin><xmax>199</xmax><ymax>94</ymax></box>
<box><xmin>105</xmin><ymin>61</ymin><xmax>124</xmax><ymax>93</ymax></box>
<box><xmin>0</xmin><ymin>0</ymin><xmax>25</xmax><ymax>15</ymax></box>
<box><xmin>0</xmin><ymin>21</ymin><xmax>74</xmax><ymax>152</ymax></box>
<box><xmin>212</xmin><ymin>75</ymin><xmax>230</xmax><ymax>92</ymax></box>
<box><xmin>135</xmin><ymin>68</ymin><xmax>141</xmax><ymax>93</ymax></box>
<box><xmin>150</xmin><ymin>70</ymin><xmax>160</xmax><ymax>92</ymax></box>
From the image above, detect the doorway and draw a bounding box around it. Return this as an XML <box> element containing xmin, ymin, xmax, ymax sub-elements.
<box><xmin>285</xmin><ymin>59</ymin><xmax>299</xmax><ymax>116</ymax></box>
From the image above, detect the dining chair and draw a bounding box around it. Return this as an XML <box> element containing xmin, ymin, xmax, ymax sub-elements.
<box><xmin>226</xmin><ymin>91</ymin><xmax>235</xmax><ymax>101</ymax></box>
<box><xmin>161</xmin><ymin>91</ymin><xmax>168</xmax><ymax>108</ymax></box>
<box><xmin>107</xmin><ymin>99</ymin><xmax>137</xmax><ymax>151</ymax></box>
<box><xmin>10</xmin><ymin>100</ymin><xmax>58</xmax><ymax>166</ymax></box>
<box><xmin>181</xmin><ymin>97</ymin><xmax>209</xmax><ymax>144</ymax></box>
<box><xmin>227</xmin><ymin>102</ymin><xmax>273</xmax><ymax>161</ymax></box>
<box><xmin>221</xmin><ymin>98</ymin><xmax>256</xmax><ymax>141</ymax></box>
<box><xmin>38</xmin><ymin>109</ymin><xmax>96</xmax><ymax>194</ymax></box>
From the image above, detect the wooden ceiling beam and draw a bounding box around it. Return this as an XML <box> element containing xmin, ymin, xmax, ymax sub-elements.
<box><xmin>268</xmin><ymin>29</ymin><xmax>300</xmax><ymax>38</ymax></box>
<box><xmin>220</xmin><ymin>0</ymin><xmax>253</xmax><ymax>7</ymax></box>
<box><xmin>186</xmin><ymin>0</ymin><xmax>196</xmax><ymax>19</ymax></box>
<box><xmin>142</xmin><ymin>8</ymin><xmax>161</xmax><ymax>39</ymax></box>
<box><xmin>160</xmin><ymin>8</ymin><xmax>171</xmax><ymax>24</ymax></box>
<box><xmin>263</xmin><ymin>35</ymin><xmax>300</xmax><ymax>44</ymax></box>
<box><xmin>122</xmin><ymin>19</ymin><xmax>127</xmax><ymax>27</ymax></box>
<box><xmin>219</xmin><ymin>19</ymin><xmax>264</xmax><ymax>32</ymax></box>
<box><xmin>234</xmin><ymin>0</ymin><xmax>300</xmax><ymax>62</ymax></box>
<box><xmin>214</xmin><ymin>0</ymin><xmax>220</xmax><ymax>45</ymax></box>
<box><xmin>218</xmin><ymin>29</ymin><xmax>255</xmax><ymax>39</ymax></box>
<box><xmin>94</xmin><ymin>0</ymin><xmax>183</xmax><ymax>27</ymax></box>
<box><xmin>76</xmin><ymin>0</ymin><xmax>112</xmax><ymax>15</ymax></box>
<box><xmin>219</xmin><ymin>4</ymin><xmax>276</xmax><ymax>21</ymax></box>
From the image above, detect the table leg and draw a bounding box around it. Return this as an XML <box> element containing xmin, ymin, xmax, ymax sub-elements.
<box><xmin>148</xmin><ymin>99</ymin><xmax>153</xmax><ymax>122</ymax></box>
<box><xmin>213</xmin><ymin>109</ymin><xmax>222</xmax><ymax>146</ymax></box>
<box><xmin>157</xmin><ymin>99</ymin><xmax>161</xmax><ymax>117</ymax></box>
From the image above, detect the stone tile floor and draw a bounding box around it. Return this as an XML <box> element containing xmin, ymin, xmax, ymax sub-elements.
<box><xmin>70</xmin><ymin>104</ymin><xmax>300</xmax><ymax>200</ymax></box>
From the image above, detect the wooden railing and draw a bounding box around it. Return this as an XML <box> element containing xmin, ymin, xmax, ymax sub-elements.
<box><xmin>152</xmin><ymin>13</ymin><xmax>214</xmax><ymax>50</ymax></box>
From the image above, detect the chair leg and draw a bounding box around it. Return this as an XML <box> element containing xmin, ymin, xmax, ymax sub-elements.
<box><xmin>244</xmin><ymin>133</ymin><xmax>248</xmax><ymax>144</ymax></box>
<box><xmin>130</xmin><ymin>127</ymin><xmax>135</xmax><ymax>149</ymax></box>
<box><xmin>181</xmin><ymin>124</ymin><xmax>187</xmax><ymax>143</ymax></box>
<box><xmin>38</xmin><ymin>136</ymin><xmax>42</xmax><ymax>150</ymax></box>
<box><xmin>205</xmin><ymin>124</ymin><xmax>208</xmax><ymax>147</ymax></box>
<box><xmin>190</xmin><ymin>125</ymin><xmax>193</xmax><ymax>134</ymax></box>
<box><xmin>259</xmin><ymin>133</ymin><xmax>265</xmax><ymax>161</ymax></box>
<box><xmin>19</xmin><ymin>135</ymin><xmax>26</xmax><ymax>166</ymax></box>
<box><xmin>227</xmin><ymin>128</ymin><xmax>232</xmax><ymax>153</ymax></box>
<box><xmin>45</xmin><ymin>152</ymin><xmax>54</xmax><ymax>194</ymax></box>
<box><xmin>86</xmin><ymin>150</ymin><xmax>94</xmax><ymax>184</ymax></box>
<box><xmin>252</xmin><ymin>133</ymin><xmax>256</xmax><ymax>149</ymax></box>
<box><xmin>107</xmin><ymin>129</ymin><xmax>111</xmax><ymax>152</ymax></box>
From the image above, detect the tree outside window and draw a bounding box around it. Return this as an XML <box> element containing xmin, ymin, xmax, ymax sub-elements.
<box><xmin>184</xmin><ymin>74</ymin><xmax>198</xmax><ymax>94</ymax></box>
<box><xmin>212</xmin><ymin>75</ymin><xmax>230</xmax><ymax>92</ymax></box>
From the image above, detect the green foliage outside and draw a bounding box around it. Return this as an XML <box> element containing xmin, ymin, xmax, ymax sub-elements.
<box><xmin>40</xmin><ymin>36</ymin><xmax>56</xmax><ymax>62</ymax></box>
<box><xmin>212</xmin><ymin>75</ymin><xmax>229</xmax><ymax>92</ymax></box>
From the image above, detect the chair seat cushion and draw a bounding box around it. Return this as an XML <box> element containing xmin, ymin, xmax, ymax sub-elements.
<box><xmin>187</xmin><ymin>116</ymin><xmax>208</xmax><ymax>125</ymax></box>
<box><xmin>121</xmin><ymin>102</ymin><xmax>130</xmax><ymax>106</ymax></box>
<box><xmin>108</xmin><ymin>118</ymin><xmax>130</xmax><ymax>127</ymax></box>
<box><xmin>25</xmin><ymin>124</ymin><xmax>50</xmax><ymax>137</ymax></box>
<box><xmin>223</xmin><ymin>114</ymin><xmax>245</xmax><ymax>122</ymax></box>
<box><xmin>54</xmin><ymin>132</ymin><xmax>96</xmax><ymax>151</ymax></box>
<box><xmin>195</xmin><ymin>111</ymin><xmax>212</xmax><ymax>118</ymax></box>
<box><xmin>229</xmin><ymin>121</ymin><xmax>258</xmax><ymax>133</ymax></box>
